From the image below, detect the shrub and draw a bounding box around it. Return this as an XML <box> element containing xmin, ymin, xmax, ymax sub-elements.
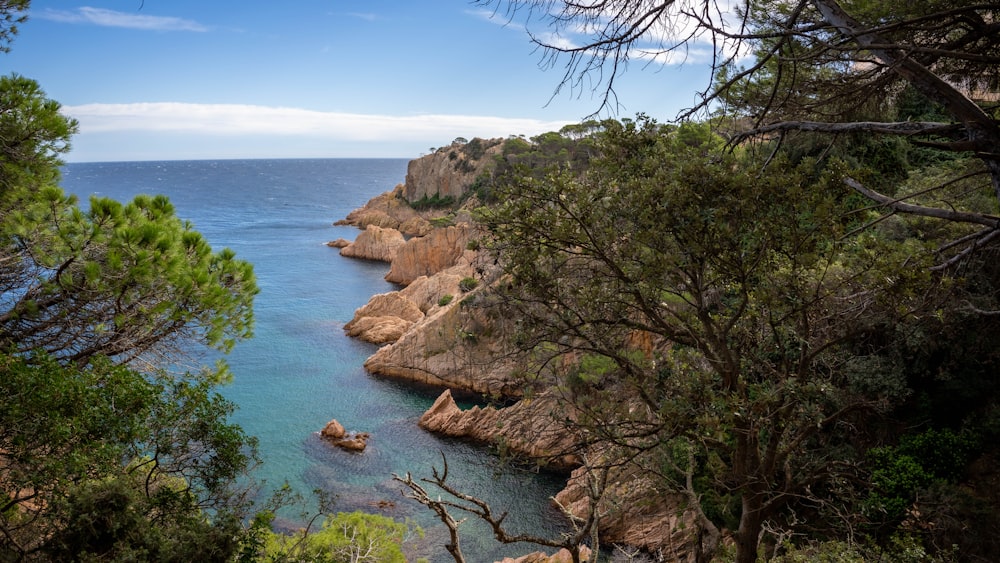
<box><xmin>459</xmin><ymin>277</ymin><xmax>479</xmax><ymax>292</ymax></box>
<box><xmin>438</xmin><ymin>294</ymin><xmax>454</xmax><ymax>307</ymax></box>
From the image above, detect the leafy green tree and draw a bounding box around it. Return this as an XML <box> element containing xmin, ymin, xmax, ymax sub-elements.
<box><xmin>0</xmin><ymin>353</ymin><xmax>261</xmax><ymax>561</ymax></box>
<box><xmin>478</xmin><ymin>117</ymin><xmax>939</xmax><ymax>563</ymax></box>
<box><xmin>0</xmin><ymin>5</ymin><xmax>264</xmax><ymax>559</ymax></box>
<box><xmin>0</xmin><ymin>74</ymin><xmax>257</xmax><ymax>371</ymax></box>
<box><xmin>259</xmin><ymin>511</ymin><xmax>419</xmax><ymax>563</ymax></box>
<box><xmin>480</xmin><ymin>0</ymin><xmax>1000</xmax><ymax>268</ymax></box>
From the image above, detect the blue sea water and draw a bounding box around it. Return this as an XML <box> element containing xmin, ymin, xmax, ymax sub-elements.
<box><xmin>60</xmin><ymin>158</ymin><xmax>567</xmax><ymax>562</ymax></box>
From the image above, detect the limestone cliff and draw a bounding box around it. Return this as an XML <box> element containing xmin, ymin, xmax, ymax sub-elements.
<box><xmin>403</xmin><ymin>138</ymin><xmax>502</xmax><ymax>203</ymax></box>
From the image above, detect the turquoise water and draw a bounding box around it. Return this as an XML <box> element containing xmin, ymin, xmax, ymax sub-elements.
<box><xmin>61</xmin><ymin>159</ymin><xmax>567</xmax><ymax>562</ymax></box>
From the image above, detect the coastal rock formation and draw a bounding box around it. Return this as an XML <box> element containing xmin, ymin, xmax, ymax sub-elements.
<box><xmin>494</xmin><ymin>547</ymin><xmax>592</xmax><ymax>563</ymax></box>
<box><xmin>336</xmin><ymin>185</ymin><xmax>422</xmax><ymax>232</ymax></box>
<box><xmin>340</xmin><ymin>225</ymin><xmax>406</xmax><ymax>263</ymax></box>
<box><xmin>385</xmin><ymin>224</ymin><xmax>474</xmax><ymax>285</ymax></box>
<box><xmin>344</xmin><ymin>292</ymin><xmax>425</xmax><ymax>344</ymax></box>
<box><xmin>363</xmin><ymin>293</ymin><xmax>522</xmax><ymax>395</ymax></box>
<box><xmin>320</xmin><ymin>418</ymin><xmax>370</xmax><ymax>452</ymax></box>
<box><xmin>418</xmin><ymin>389</ymin><xmax>580</xmax><ymax>471</ymax></box>
<box><xmin>403</xmin><ymin>138</ymin><xmax>502</xmax><ymax>202</ymax></box>
<box><xmin>555</xmin><ymin>464</ymin><xmax>699</xmax><ymax>558</ymax></box>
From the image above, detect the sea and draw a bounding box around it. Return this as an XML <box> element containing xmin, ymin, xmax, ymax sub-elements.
<box><xmin>60</xmin><ymin>158</ymin><xmax>567</xmax><ymax>562</ymax></box>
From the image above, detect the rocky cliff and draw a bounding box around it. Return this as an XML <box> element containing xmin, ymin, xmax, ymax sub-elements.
<box><xmin>403</xmin><ymin>138</ymin><xmax>502</xmax><ymax>202</ymax></box>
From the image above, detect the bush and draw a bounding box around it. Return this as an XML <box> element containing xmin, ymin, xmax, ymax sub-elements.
<box><xmin>260</xmin><ymin>511</ymin><xmax>419</xmax><ymax>563</ymax></box>
<box><xmin>438</xmin><ymin>294</ymin><xmax>454</xmax><ymax>307</ymax></box>
<box><xmin>459</xmin><ymin>277</ymin><xmax>479</xmax><ymax>292</ymax></box>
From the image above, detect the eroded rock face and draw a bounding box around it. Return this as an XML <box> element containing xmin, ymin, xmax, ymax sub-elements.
<box><xmin>555</xmin><ymin>463</ymin><xmax>699</xmax><ymax>558</ymax></box>
<box><xmin>403</xmin><ymin>139</ymin><xmax>502</xmax><ymax>202</ymax></box>
<box><xmin>363</xmin><ymin>295</ymin><xmax>522</xmax><ymax>395</ymax></box>
<box><xmin>385</xmin><ymin>224</ymin><xmax>474</xmax><ymax>285</ymax></box>
<box><xmin>494</xmin><ymin>547</ymin><xmax>592</xmax><ymax>563</ymax></box>
<box><xmin>418</xmin><ymin>389</ymin><xmax>580</xmax><ymax>471</ymax></box>
<box><xmin>336</xmin><ymin>185</ymin><xmax>421</xmax><ymax>232</ymax></box>
<box><xmin>344</xmin><ymin>292</ymin><xmax>425</xmax><ymax>344</ymax></box>
<box><xmin>340</xmin><ymin>225</ymin><xmax>406</xmax><ymax>263</ymax></box>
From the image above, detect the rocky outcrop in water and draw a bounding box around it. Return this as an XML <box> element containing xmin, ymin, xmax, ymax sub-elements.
<box><xmin>339</xmin><ymin>225</ymin><xmax>406</xmax><ymax>262</ymax></box>
<box><xmin>320</xmin><ymin>419</ymin><xmax>370</xmax><ymax>452</ymax></box>
<box><xmin>418</xmin><ymin>389</ymin><xmax>581</xmax><ymax>471</ymax></box>
<box><xmin>335</xmin><ymin>184</ymin><xmax>432</xmax><ymax>236</ymax></box>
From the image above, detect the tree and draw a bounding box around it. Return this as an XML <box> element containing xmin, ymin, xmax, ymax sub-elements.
<box><xmin>480</xmin><ymin>0</ymin><xmax>1000</xmax><ymax>268</ymax></box>
<box><xmin>0</xmin><ymin>353</ymin><xmax>261</xmax><ymax>561</ymax></box>
<box><xmin>0</xmin><ymin>74</ymin><xmax>258</xmax><ymax>371</ymax></box>
<box><xmin>478</xmin><ymin>118</ymin><xmax>939</xmax><ymax>563</ymax></box>
<box><xmin>258</xmin><ymin>511</ymin><xmax>420</xmax><ymax>563</ymax></box>
<box><xmin>0</xmin><ymin>0</ymin><xmax>27</xmax><ymax>53</ymax></box>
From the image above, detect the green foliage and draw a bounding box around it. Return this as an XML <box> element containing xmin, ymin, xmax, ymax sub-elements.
<box><xmin>480</xmin><ymin>115</ymin><xmax>942</xmax><ymax>561</ymax></box>
<box><xmin>259</xmin><ymin>511</ymin><xmax>418</xmax><ymax>563</ymax></box>
<box><xmin>0</xmin><ymin>74</ymin><xmax>77</xmax><ymax>195</ymax></box>
<box><xmin>438</xmin><ymin>294</ymin><xmax>454</xmax><ymax>307</ymax></box>
<box><xmin>0</xmin><ymin>353</ymin><xmax>260</xmax><ymax>560</ymax></box>
<box><xmin>458</xmin><ymin>276</ymin><xmax>479</xmax><ymax>292</ymax></box>
<box><xmin>409</xmin><ymin>192</ymin><xmax>456</xmax><ymax>210</ymax></box>
<box><xmin>865</xmin><ymin>428</ymin><xmax>977</xmax><ymax>524</ymax></box>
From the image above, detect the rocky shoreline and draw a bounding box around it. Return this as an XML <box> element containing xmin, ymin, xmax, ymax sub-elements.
<box><xmin>330</xmin><ymin>140</ymin><xmax>698</xmax><ymax>561</ymax></box>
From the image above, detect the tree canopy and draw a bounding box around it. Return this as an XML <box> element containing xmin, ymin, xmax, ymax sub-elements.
<box><xmin>482</xmin><ymin>0</ymin><xmax>1000</xmax><ymax>268</ymax></box>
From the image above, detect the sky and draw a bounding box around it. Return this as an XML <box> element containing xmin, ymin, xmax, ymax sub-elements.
<box><xmin>2</xmin><ymin>1</ymin><xmax>719</xmax><ymax>162</ymax></box>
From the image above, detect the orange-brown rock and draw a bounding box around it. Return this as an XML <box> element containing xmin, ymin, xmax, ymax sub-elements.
<box><xmin>344</xmin><ymin>292</ymin><xmax>425</xmax><ymax>344</ymax></box>
<box><xmin>399</xmin><ymin>269</ymin><xmax>465</xmax><ymax>313</ymax></box>
<box><xmin>418</xmin><ymin>389</ymin><xmax>580</xmax><ymax>471</ymax></box>
<box><xmin>326</xmin><ymin>238</ymin><xmax>350</xmax><ymax>248</ymax></box>
<box><xmin>336</xmin><ymin>185</ymin><xmax>420</xmax><ymax>230</ymax></box>
<box><xmin>340</xmin><ymin>225</ymin><xmax>406</xmax><ymax>263</ymax></box>
<box><xmin>363</xmin><ymin>297</ymin><xmax>521</xmax><ymax>395</ymax></box>
<box><xmin>554</xmin><ymin>464</ymin><xmax>698</xmax><ymax>557</ymax></box>
<box><xmin>320</xmin><ymin>419</ymin><xmax>346</xmax><ymax>440</ymax></box>
<box><xmin>385</xmin><ymin>224</ymin><xmax>473</xmax><ymax>285</ymax></box>
<box><xmin>403</xmin><ymin>139</ymin><xmax>502</xmax><ymax>202</ymax></box>
<box><xmin>494</xmin><ymin>547</ymin><xmax>591</xmax><ymax>563</ymax></box>
<box><xmin>320</xmin><ymin>419</ymin><xmax>370</xmax><ymax>452</ymax></box>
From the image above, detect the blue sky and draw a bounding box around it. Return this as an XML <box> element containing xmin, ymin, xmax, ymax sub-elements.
<box><xmin>3</xmin><ymin>1</ymin><xmax>718</xmax><ymax>162</ymax></box>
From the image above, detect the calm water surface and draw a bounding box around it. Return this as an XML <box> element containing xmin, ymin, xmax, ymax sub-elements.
<box><xmin>61</xmin><ymin>158</ymin><xmax>566</xmax><ymax>562</ymax></box>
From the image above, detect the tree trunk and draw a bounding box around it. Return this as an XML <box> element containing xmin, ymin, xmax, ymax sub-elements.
<box><xmin>734</xmin><ymin>493</ymin><xmax>763</xmax><ymax>563</ymax></box>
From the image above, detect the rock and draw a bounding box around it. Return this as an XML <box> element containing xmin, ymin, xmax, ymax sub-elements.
<box><xmin>326</xmin><ymin>238</ymin><xmax>350</xmax><ymax>248</ymax></box>
<box><xmin>344</xmin><ymin>292</ymin><xmax>425</xmax><ymax>344</ymax></box>
<box><xmin>320</xmin><ymin>419</ymin><xmax>345</xmax><ymax>440</ymax></box>
<box><xmin>418</xmin><ymin>389</ymin><xmax>580</xmax><ymax>471</ymax></box>
<box><xmin>398</xmin><ymin>216</ymin><xmax>434</xmax><ymax>237</ymax></box>
<box><xmin>399</xmin><ymin>270</ymin><xmax>465</xmax><ymax>313</ymax></box>
<box><xmin>340</xmin><ymin>225</ymin><xmax>406</xmax><ymax>263</ymax></box>
<box><xmin>494</xmin><ymin>547</ymin><xmax>591</xmax><ymax>563</ymax></box>
<box><xmin>319</xmin><ymin>419</ymin><xmax>370</xmax><ymax>452</ymax></box>
<box><xmin>554</xmin><ymin>463</ymin><xmax>699</xmax><ymax>558</ymax></box>
<box><xmin>403</xmin><ymin>139</ymin><xmax>502</xmax><ymax>202</ymax></box>
<box><xmin>385</xmin><ymin>224</ymin><xmax>473</xmax><ymax>285</ymax></box>
<box><xmin>344</xmin><ymin>316</ymin><xmax>414</xmax><ymax>344</ymax></box>
<box><xmin>334</xmin><ymin>432</ymin><xmax>369</xmax><ymax>452</ymax></box>
<box><xmin>363</xmin><ymin>299</ymin><xmax>522</xmax><ymax>395</ymax></box>
<box><xmin>336</xmin><ymin>185</ymin><xmax>420</xmax><ymax>230</ymax></box>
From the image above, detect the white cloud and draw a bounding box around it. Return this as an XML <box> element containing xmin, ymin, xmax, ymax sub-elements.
<box><xmin>37</xmin><ymin>7</ymin><xmax>209</xmax><ymax>32</ymax></box>
<box><xmin>62</xmin><ymin>102</ymin><xmax>574</xmax><ymax>142</ymax></box>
